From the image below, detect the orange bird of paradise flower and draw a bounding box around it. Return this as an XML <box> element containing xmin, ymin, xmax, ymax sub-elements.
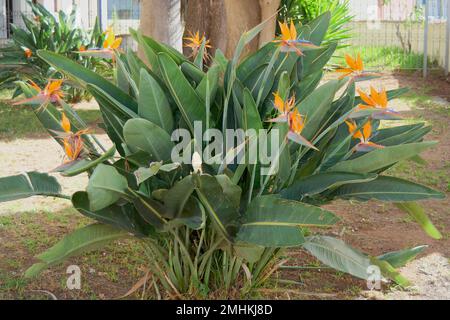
<box><xmin>355</xmin><ymin>86</ymin><xmax>400</xmax><ymax>120</ymax></box>
<box><xmin>184</xmin><ymin>31</ymin><xmax>212</xmax><ymax>61</ymax></box>
<box><xmin>57</xmin><ymin>113</ymin><xmax>89</xmax><ymax>163</ymax></box>
<box><xmin>78</xmin><ymin>27</ymin><xmax>122</xmax><ymax>59</ymax></box>
<box><xmin>13</xmin><ymin>80</ymin><xmax>64</xmax><ymax>108</ymax></box>
<box><xmin>269</xmin><ymin>93</ymin><xmax>318</xmax><ymax>151</ymax></box>
<box><xmin>336</xmin><ymin>53</ymin><xmax>364</xmax><ymax>79</ymax></box>
<box><xmin>24</xmin><ymin>48</ymin><xmax>32</xmax><ymax>58</ymax></box>
<box><xmin>345</xmin><ymin>120</ymin><xmax>384</xmax><ymax>152</ymax></box>
<box><xmin>273</xmin><ymin>21</ymin><xmax>319</xmax><ymax>56</ymax></box>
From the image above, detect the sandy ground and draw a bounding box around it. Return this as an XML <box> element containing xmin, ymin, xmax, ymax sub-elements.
<box><xmin>361</xmin><ymin>253</ymin><xmax>450</xmax><ymax>300</ymax></box>
<box><xmin>0</xmin><ymin>135</ymin><xmax>112</xmax><ymax>215</ymax></box>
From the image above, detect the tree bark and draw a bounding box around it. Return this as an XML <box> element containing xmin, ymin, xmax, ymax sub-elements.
<box><xmin>139</xmin><ymin>0</ymin><xmax>183</xmax><ymax>52</ymax></box>
<box><xmin>258</xmin><ymin>0</ymin><xmax>281</xmax><ymax>48</ymax></box>
<box><xmin>140</xmin><ymin>0</ymin><xmax>280</xmax><ymax>59</ymax></box>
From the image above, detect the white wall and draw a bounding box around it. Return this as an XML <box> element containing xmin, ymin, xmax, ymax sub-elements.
<box><xmin>0</xmin><ymin>0</ymin><xmax>6</xmax><ymax>39</ymax></box>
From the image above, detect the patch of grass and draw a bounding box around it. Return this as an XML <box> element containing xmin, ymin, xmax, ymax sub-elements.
<box><xmin>388</xmin><ymin>160</ymin><xmax>450</xmax><ymax>191</ymax></box>
<box><xmin>333</xmin><ymin>46</ymin><xmax>439</xmax><ymax>71</ymax></box>
<box><xmin>0</xmin><ymin>101</ymin><xmax>102</xmax><ymax>141</ymax></box>
<box><xmin>0</xmin><ymin>208</ymin><xmax>149</xmax><ymax>299</ymax></box>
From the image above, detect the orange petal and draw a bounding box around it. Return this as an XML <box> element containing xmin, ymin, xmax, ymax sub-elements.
<box><xmin>61</xmin><ymin>113</ymin><xmax>71</xmax><ymax>133</ymax></box>
<box><xmin>345</xmin><ymin>54</ymin><xmax>357</xmax><ymax>70</ymax></box>
<box><xmin>289</xmin><ymin>21</ymin><xmax>297</xmax><ymax>40</ymax></box>
<box><xmin>362</xmin><ymin>121</ymin><xmax>372</xmax><ymax>142</ymax></box>
<box><xmin>111</xmin><ymin>37</ymin><xmax>122</xmax><ymax>49</ymax></box>
<box><xmin>357</xmin><ymin>88</ymin><xmax>375</xmax><ymax>107</ymax></box>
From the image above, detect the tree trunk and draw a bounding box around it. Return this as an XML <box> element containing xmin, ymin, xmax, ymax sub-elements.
<box><xmin>258</xmin><ymin>0</ymin><xmax>281</xmax><ymax>48</ymax></box>
<box><xmin>140</xmin><ymin>0</ymin><xmax>280</xmax><ymax>59</ymax></box>
<box><xmin>139</xmin><ymin>0</ymin><xmax>183</xmax><ymax>52</ymax></box>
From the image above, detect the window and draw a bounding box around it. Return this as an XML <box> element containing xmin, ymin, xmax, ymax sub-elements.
<box><xmin>107</xmin><ymin>0</ymin><xmax>140</xmax><ymax>20</ymax></box>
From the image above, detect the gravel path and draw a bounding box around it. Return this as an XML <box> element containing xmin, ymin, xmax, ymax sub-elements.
<box><xmin>362</xmin><ymin>254</ymin><xmax>450</xmax><ymax>300</ymax></box>
<box><xmin>0</xmin><ymin>135</ymin><xmax>112</xmax><ymax>215</ymax></box>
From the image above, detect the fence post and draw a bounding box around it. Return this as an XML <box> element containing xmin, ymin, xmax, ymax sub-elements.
<box><xmin>423</xmin><ymin>0</ymin><xmax>430</xmax><ymax>78</ymax></box>
<box><xmin>445</xmin><ymin>0</ymin><xmax>450</xmax><ymax>77</ymax></box>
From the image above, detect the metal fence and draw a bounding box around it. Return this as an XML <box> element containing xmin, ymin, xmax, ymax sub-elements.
<box><xmin>345</xmin><ymin>0</ymin><xmax>450</xmax><ymax>77</ymax></box>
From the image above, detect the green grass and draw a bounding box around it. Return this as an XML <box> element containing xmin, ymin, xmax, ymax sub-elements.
<box><xmin>333</xmin><ymin>46</ymin><xmax>439</xmax><ymax>71</ymax></box>
<box><xmin>0</xmin><ymin>208</ymin><xmax>148</xmax><ymax>299</ymax></box>
<box><xmin>0</xmin><ymin>101</ymin><xmax>102</xmax><ymax>140</ymax></box>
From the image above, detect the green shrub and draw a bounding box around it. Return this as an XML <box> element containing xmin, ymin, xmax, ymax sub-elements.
<box><xmin>0</xmin><ymin>0</ymin><xmax>111</xmax><ymax>102</ymax></box>
<box><xmin>0</xmin><ymin>13</ymin><xmax>444</xmax><ymax>297</ymax></box>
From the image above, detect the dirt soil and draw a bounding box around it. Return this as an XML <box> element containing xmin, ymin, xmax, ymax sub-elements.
<box><xmin>0</xmin><ymin>72</ymin><xmax>449</xmax><ymax>300</ymax></box>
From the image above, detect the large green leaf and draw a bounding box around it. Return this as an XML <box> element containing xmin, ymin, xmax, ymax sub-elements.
<box><xmin>280</xmin><ymin>172</ymin><xmax>378</xmax><ymax>200</ymax></box>
<box><xmin>158</xmin><ymin>53</ymin><xmax>206</xmax><ymax>133</ymax></box>
<box><xmin>25</xmin><ymin>224</ymin><xmax>129</xmax><ymax>278</ymax></box>
<box><xmin>72</xmin><ymin>191</ymin><xmax>152</xmax><ymax>237</ymax></box>
<box><xmin>236</xmin><ymin>196</ymin><xmax>339</xmax><ymax>247</ymax></box>
<box><xmin>243</xmin><ymin>88</ymin><xmax>263</xmax><ymax>131</ymax></box>
<box><xmin>303</xmin><ymin>236</ymin><xmax>371</xmax><ymax>280</ymax></box>
<box><xmin>123</xmin><ymin>118</ymin><xmax>174</xmax><ymax>162</ymax></box>
<box><xmin>37</xmin><ymin>50</ymin><xmax>138</xmax><ymax>112</ymax></box>
<box><xmin>87</xmin><ymin>84</ymin><xmax>138</xmax><ymax>121</ymax></box>
<box><xmin>378</xmin><ymin>245</ymin><xmax>428</xmax><ymax>268</ymax></box>
<box><xmin>396</xmin><ymin>202</ymin><xmax>442</xmax><ymax>240</ymax></box>
<box><xmin>307</xmin><ymin>12</ymin><xmax>331</xmax><ymax>45</ymax></box>
<box><xmin>329</xmin><ymin>141</ymin><xmax>437</xmax><ymax>173</ymax></box>
<box><xmin>332</xmin><ymin>176</ymin><xmax>445</xmax><ymax>202</ymax></box>
<box><xmin>0</xmin><ymin>172</ymin><xmax>62</xmax><ymax>203</ymax></box>
<box><xmin>57</xmin><ymin>146</ymin><xmax>117</xmax><ymax>177</ymax></box>
<box><xmin>163</xmin><ymin>175</ymin><xmax>196</xmax><ymax>219</ymax></box>
<box><xmin>299</xmin><ymin>80</ymin><xmax>342</xmax><ymax>140</ymax></box>
<box><xmin>138</xmin><ymin>70</ymin><xmax>174</xmax><ymax>133</ymax></box>
<box><xmin>86</xmin><ymin>164</ymin><xmax>129</xmax><ymax>211</ymax></box>
<box><xmin>194</xmin><ymin>174</ymin><xmax>241</xmax><ymax>241</ymax></box>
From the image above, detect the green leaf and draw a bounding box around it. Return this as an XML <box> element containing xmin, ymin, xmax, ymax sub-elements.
<box><xmin>123</xmin><ymin>118</ymin><xmax>174</xmax><ymax>162</ymax></box>
<box><xmin>243</xmin><ymin>89</ymin><xmax>263</xmax><ymax>131</ymax></box>
<box><xmin>370</xmin><ymin>257</ymin><xmax>411</xmax><ymax>287</ymax></box>
<box><xmin>158</xmin><ymin>53</ymin><xmax>206</xmax><ymax>133</ymax></box>
<box><xmin>299</xmin><ymin>80</ymin><xmax>342</xmax><ymax>140</ymax></box>
<box><xmin>308</xmin><ymin>12</ymin><xmax>331</xmax><ymax>45</ymax></box>
<box><xmin>0</xmin><ymin>172</ymin><xmax>62</xmax><ymax>203</ymax></box>
<box><xmin>87</xmin><ymin>164</ymin><xmax>129</xmax><ymax>211</ymax></box>
<box><xmin>194</xmin><ymin>174</ymin><xmax>241</xmax><ymax>241</ymax></box>
<box><xmin>163</xmin><ymin>175</ymin><xmax>196</xmax><ymax>219</ymax></box>
<box><xmin>25</xmin><ymin>224</ymin><xmax>129</xmax><ymax>278</ymax></box>
<box><xmin>72</xmin><ymin>191</ymin><xmax>152</xmax><ymax>237</ymax></box>
<box><xmin>329</xmin><ymin>141</ymin><xmax>437</xmax><ymax>173</ymax></box>
<box><xmin>87</xmin><ymin>84</ymin><xmax>138</xmax><ymax>121</ymax></box>
<box><xmin>332</xmin><ymin>176</ymin><xmax>445</xmax><ymax>202</ymax></box>
<box><xmin>37</xmin><ymin>50</ymin><xmax>138</xmax><ymax>112</ymax></box>
<box><xmin>280</xmin><ymin>172</ymin><xmax>378</xmax><ymax>200</ymax></box>
<box><xmin>57</xmin><ymin>146</ymin><xmax>117</xmax><ymax>177</ymax></box>
<box><xmin>396</xmin><ymin>202</ymin><xmax>443</xmax><ymax>240</ymax></box>
<box><xmin>138</xmin><ymin>70</ymin><xmax>174</xmax><ymax>133</ymax></box>
<box><xmin>236</xmin><ymin>196</ymin><xmax>339</xmax><ymax>247</ymax></box>
<box><xmin>378</xmin><ymin>245</ymin><xmax>428</xmax><ymax>268</ymax></box>
<box><xmin>303</xmin><ymin>236</ymin><xmax>371</xmax><ymax>280</ymax></box>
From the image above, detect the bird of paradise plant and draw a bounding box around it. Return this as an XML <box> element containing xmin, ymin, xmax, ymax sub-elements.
<box><xmin>184</xmin><ymin>31</ymin><xmax>212</xmax><ymax>62</ymax></box>
<box><xmin>58</xmin><ymin>113</ymin><xmax>90</xmax><ymax>163</ymax></box>
<box><xmin>0</xmin><ymin>0</ymin><xmax>108</xmax><ymax>102</ymax></box>
<box><xmin>346</xmin><ymin>120</ymin><xmax>384</xmax><ymax>152</ymax></box>
<box><xmin>274</xmin><ymin>21</ymin><xmax>319</xmax><ymax>55</ymax></box>
<box><xmin>79</xmin><ymin>26</ymin><xmax>122</xmax><ymax>60</ymax></box>
<box><xmin>0</xmin><ymin>13</ymin><xmax>445</xmax><ymax>299</ymax></box>
<box><xmin>355</xmin><ymin>86</ymin><xmax>400</xmax><ymax>120</ymax></box>
<box><xmin>269</xmin><ymin>93</ymin><xmax>317</xmax><ymax>150</ymax></box>
<box><xmin>13</xmin><ymin>80</ymin><xmax>64</xmax><ymax>108</ymax></box>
